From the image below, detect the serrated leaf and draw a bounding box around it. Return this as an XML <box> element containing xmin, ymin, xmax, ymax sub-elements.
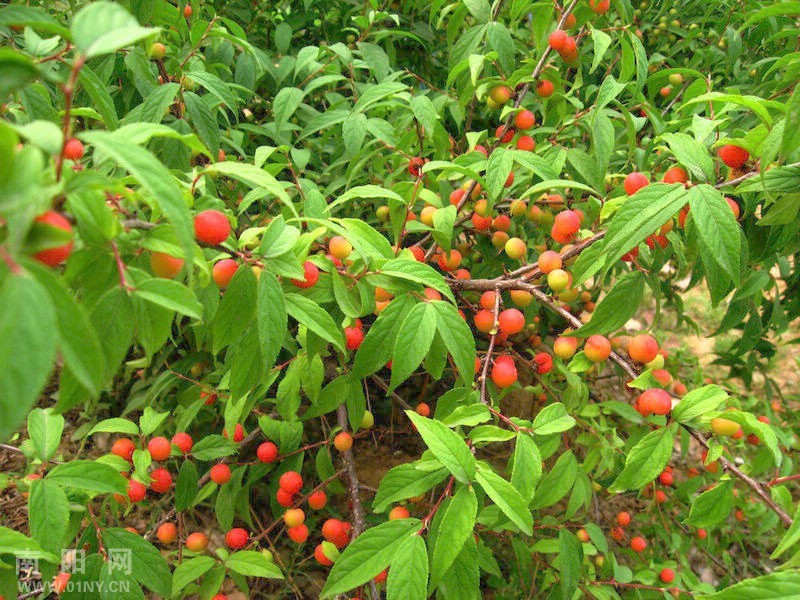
<box><xmin>572</xmin><ymin>271</ymin><xmax>644</xmax><ymax>337</ymax></box>
<box><xmin>688</xmin><ymin>184</ymin><xmax>742</xmax><ymax>284</ymax></box>
<box><xmin>429</xmin><ymin>485</ymin><xmax>477</xmax><ymax>591</ymax></box>
<box><xmin>685</xmin><ymin>480</ymin><xmax>733</xmax><ymax>527</ymax></box>
<box><xmin>671</xmin><ymin>385</ymin><xmax>728</xmax><ymax>423</ymax></box>
<box><xmin>475</xmin><ymin>463</ymin><xmax>533</xmax><ymax>534</ymax></box>
<box><xmin>609</xmin><ymin>427</ymin><xmax>673</xmax><ymax>492</ymax></box>
<box><xmin>390</xmin><ymin>302</ymin><xmax>437</xmax><ymax>390</ymax></box>
<box><xmin>406</xmin><ymin>412</ymin><xmax>476</xmax><ymax>483</ymax></box>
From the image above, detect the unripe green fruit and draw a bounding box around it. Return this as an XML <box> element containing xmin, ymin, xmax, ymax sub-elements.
<box><xmin>180</xmin><ymin>76</ymin><xmax>196</xmax><ymax>91</ymax></box>
<box><xmin>149</xmin><ymin>42</ymin><xmax>166</xmax><ymax>61</ymax></box>
<box><xmin>668</xmin><ymin>73</ymin><xmax>683</xmax><ymax>86</ymax></box>
<box><xmin>547</xmin><ymin>269</ymin><xmax>570</xmax><ymax>293</ymax></box>
<box><xmin>360</xmin><ymin>411</ymin><xmax>374</xmax><ymax>429</ymax></box>
<box><xmin>504</xmin><ymin>237</ymin><xmax>526</xmax><ymax>260</ymax></box>
<box><xmin>645</xmin><ymin>354</ymin><xmax>665</xmax><ymax>370</ymax></box>
<box><xmin>376</xmin><ymin>205</ymin><xmax>390</xmax><ymax>221</ymax></box>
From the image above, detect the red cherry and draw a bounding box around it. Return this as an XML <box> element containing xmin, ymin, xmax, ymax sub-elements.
<box><xmin>548</xmin><ymin>29</ymin><xmax>568</xmax><ymax>50</ymax></box>
<box><xmin>232</xmin><ymin>423</ymin><xmax>245</xmax><ymax>443</ymax></box>
<box><xmin>149</xmin><ymin>467</ymin><xmax>173</xmax><ymax>493</ymax></box>
<box><xmin>315</xmin><ymin>543</ymin><xmax>334</xmax><ymax>566</ymax></box>
<box><xmin>514</xmin><ymin>110</ymin><xmax>536</xmax><ymax>130</ymax></box>
<box><xmin>660</xmin><ymin>568</ymin><xmax>675</xmax><ymax>583</ymax></box>
<box><xmin>287</xmin><ymin>524</ymin><xmax>309</xmax><ymax>544</ymax></box>
<box><xmin>624</xmin><ymin>172</ymin><xmax>650</xmax><ymax>195</ymax></box>
<box><xmin>718</xmin><ymin>144</ymin><xmax>749</xmax><ymax>168</ymax></box>
<box><xmin>308</xmin><ymin>490</ymin><xmax>327</xmax><ymax>510</ymax></box>
<box><xmin>279</xmin><ymin>471</ymin><xmax>303</xmax><ymax>495</ymax></box>
<box><xmin>257</xmin><ymin>441</ymin><xmax>279</xmax><ymax>463</ymax></box>
<box><xmin>171</xmin><ymin>432</ymin><xmax>193</xmax><ymax>454</ymax></box>
<box><xmin>32</xmin><ymin>212</ymin><xmax>74</xmax><ymax>266</ymax></box>
<box><xmin>389</xmin><ymin>506</ymin><xmax>410</xmax><ymax>520</ymax></box>
<box><xmin>553</xmin><ymin>210</ymin><xmax>580</xmax><ymax>236</ymax></box>
<box><xmin>210</xmin><ymin>463</ymin><xmax>231</xmax><ymax>485</ymax></box>
<box><xmin>127</xmin><ymin>479</ymin><xmax>147</xmax><ymax>502</ymax></box>
<box><xmin>212</xmin><ymin>259</ymin><xmax>238</xmax><ymax>288</ymax></box>
<box><xmin>491</xmin><ymin>357</ymin><xmax>518</xmax><ymax>388</ymax></box>
<box><xmin>63</xmin><ymin>138</ymin><xmax>85</xmax><ymax>161</ymax></box>
<box><xmin>630</xmin><ymin>536</ymin><xmax>647</xmax><ymax>552</ymax></box>
<box><xmin>345</xmin><ymin>326</ymin><xmax>365</xmax><ymax>350</ymax></box>
<box><xmin>147</xmin><ymin>436</ymin><xmax>172</xmax><ymax>461</ymax></box>
<box><xmin>516</xmin><ymin>135</ymin><xmax>536</xmax><ymax>151</ymax></box>
<box><xmin>112</xmin><ymin>438</ymin><xmax>136</xmax><ymax>462</ymax></box>
<box><xmin>659</xmin><ymin>471</ymin><xmax>674</xmax><ymax>486</ymax></box>
<box><xmin>497</xmin><ymin>309</ymin><xmax>525</xmax><ymax>335</ymax></box>
<box><xmin>415</xmin><ymin>402</ymin><xmax>431</xmax><ymax>417</ymax></box>
<box><xmin>291</xmin><ymin>261</ymin><xmax>319</xmax><ymax>288</ymax></box>
<box><xmin>150</xmin><ymin>252</ymin><xmax>184</xmax><ymax>278</ymax></box>
<box><xmin>636</xmin><ymin>388</ymin><xmax>672</xmax><ymax>416</ymax></box>
<box><xmin>616</xmin><ymin>511</ymin><xmax>631</xmax><ymax>527</ymax></box>
<box><xmin>276</xmin><ymin>487</ymin><xmax>294</xmax><ymax>507</ymax></box>
<box><xmin>533</xmin><ymin>352</ymin><xmax>553</xmax><ymax>374</ymax></box>
<box><xmin>225</xmin><ymin>528</ymin><xmax>248</xmax><ymax>549</ymax></box>
<box><xmin>194</xmin><ymin>210</ymin><xmax>231</xmax><ymax>245</ymax></box>
<box><xmin>536</xmin><ymin>80</ymin><xmax>555</xmax><ymax>98</ymax></box>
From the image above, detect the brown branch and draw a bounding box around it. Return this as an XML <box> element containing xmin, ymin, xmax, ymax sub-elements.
<box><xmin>478</xmin><ymin>287</ymin><xmax>501</xmax><ymax>405</ymax></box>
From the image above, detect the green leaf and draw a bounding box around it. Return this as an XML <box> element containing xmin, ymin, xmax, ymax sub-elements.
<box><xmin>682</xmin><ymin>92</ymin><xmax>774</xmax><ymax>127</ymax></box>
<box><xmin>71</xmin><ymin>2</ymin><xmax>159</xmax><ymax>58</ymax></box>
<box><xmin>191</xmin><ymin>435</ymin><xmax>237</xmax><ymax>460</ymax></box>
<box><xmin>0</xmin><ymin>272</ymin><xmax>56</xmax><ymax>442</ymax></box>
<box><xmin>783</xmin><ymin>85</ymin><xmax>800</xmax><ymax>156</ymax></box>
<box><xmin>595</xmin><ymin>75</ymin><xmax>627</xmax><ymax>110</ymax></box>
<box><xmin>342</xmin><ymin>112</ymin><xmax>368</xmax><ymax>158</ymax></box>
<box><xmin>226</xmin><ymin>551</ymin><xmax>284</xmax><ymax>579</ymax></box>
<box><xmin>29</xmin><ymin>479</ymin><xmax>69</xmax><ymax>557</ymax></box>
<box><xmin>88</xmin><ymin>418</ymin><xmax>140</xmax><ymax>436</ymax></box>
<box><xmin>257</xmin><ymin>271</ymin><xmax>287</xmax><ymax>369</ymax></box>
<box><xmin>609</xmin><ymin>427</ymin><xmax>674</xmax><ymax>492</ymax></box>
<box><xmin>572</xmin><ymin>271</ymin><xmax>645</xmax><ymax>337</ymax></box>
<box><xmin>373</xmin><ymin>463</ymin><xmax>449</xmax><ymax>513</ymax></box>
<box><xmin>440</xmin><ymin>404</ymin><xmax>490</xmax><ymax>428</ymax></box>
<box><xmin>205</xmin><ymin>161</ymin><xmax>294</xmax><ymax>216</ymax></box>
<box><xmin>406</xmin><ymin>412</ymin><xmax>476</xmax><ymax>483</ymax></box>
<box><xmin>79</xmin><ymin>66</ymin><xmax>119</xmax><ymax>130</ymax></box>
<box><xmin>486</xmin><ymin>22</ymin><xmax>515</xmax><ymax>75</ymax></box>
<box><xmin>671</xmin><ymin>385</ymin><xmax>728</xmax><ymax>423</ymax></box>
<box><xmin>701</xmin><ymin>571</ymin><xmax>800</xmax><ymax>600</ymax></box>
<box><xmin>135</xmin><ymin>278</ymin><xmax>203</xmax><ymax>319</ymax></box>
<box><xmin>432</xmin><ymin>205</ymin><xmax>457</xmax><ymax>252</ymax></box>
<box><xmin>28</xmin><ymin>262</ymin><xmax>105</xmax><ymax>395</ymax></box>
<box><xmin>662</xmin><ymin>133</ymin><xmax>715</xmax><ymax>183</ymax></box>
<box><xmin>273</xmin><ymin>87</ymin><xmax>305</xmax><ymax>127</ymax></box>
<box><xmin>175</xmin><ymin>459</ymin><xmax>198</xmax><ymax>511</ymax></box>
<box><xmin>326</xmin><ymin>185</ymin><xmax>404</xmax><ymax>214</ymax></box>
<box><xmin>27</xmin><ymin>408</ymin><xmax>64</xmax><ymax>462</ymax></box>
<box><xmin>688</xmin><ymin>184</ymin><xmax>742</xmax><ymax>284</ymax></box>
<box><xmin>590</xmin><ymin>27</ymin><xmax>612</xmax><ymax>73</ymax></box>
<box><xmin>475</xmin><ymin>463</ymin><xmax>533</xmax><ymax>535</ymax></box>
<box><xmin>335</xmin><ymin>218</ymin><xmax>396</xmax><ymax>260</ymax></box>
<box><xmin>511</xmin><ymin>433</ymin><xmax>542</xmax><ymax>504</ymax></box>
<box><xmin>320</xmin><ymin>519</ymin><xmax>421</xmax><ymax>598</ymax></box>
<box><xmin>388</xmin><ymin>534</ymin><xmax>429</xmax><ymax>600</ymax></box>
<box><xmin>532</xmin><ymin>451</ymin><xmax>578</xmax><ymax>510</ymax></box>
<box><xmin>353</xmin><ymin>81</ymin><xmax>408</xmax><ymax>112</ymax></box>
<box><xmin>81</xmin><ymin>131</ymin><xmax>194</xmax><ymax>269</ymax></box>
<box><xmin>0</xmin><ymin>526</ymin><xmax>60</xmax><ymax>564</ymax></box>
<box><xmin>102</xmin><ymin>528</ymin><xmax>172</xmax><ymax>598</ymax></box>
<box><xmin>772</xmin><ymin>503</ymin><xmax>800</xmax><ymax>559</ymax></box>
<box><xmin>184</xmin><ymin>91</ymin><xmax>220</xmax><ymax>157</ymax></box>
<box><xmin>378</xmin><ymin>258</ymin><xmax>455</xmax><ymax>302</ymax></box>
<box><xmin>353</xmin><ymin>294</ymin><xmax>412</xmax><ymax>378</ymax></box>
<box><xmin>485</xmin><ymin>147</ymin><xmax>514</xmax><ymax>203</ymax></box>
<box><xmin>172</xmin><ymin>556</ymin><xmax>216</xmax><ymax>595</ymax></box>
<box><xmin>429</xmin><ymin>485</ymin><xmax>477</xmax><ymax>591</ymax></box>
<box><xmin>213</xmin><ymin>266</ymin><xmax>257</xmax><ymax>352</ymax></box>
<box><xmin>601</xmin><ymin>183</ymin><xmax>688</xmax><ymax>270</ymax></box>
<box><xmin>390</xmin><ymin>302</ymin><xmax>437</xmax><ymax>390</ymax></box>
<box><xmin>285</xmin><ymin>293</ymin><xmax>346</xmax><ymax>352</ymax></box>
<box><xmin>558</xmin><ymin>529</ymin><xmax>583</xmax><ymax>600</ymax></box>
<box><xmin>139</xmin><ymin>406</ymin><xmax>168</xmax><ymax>437</ymax></box>
<box><xmin>715</xmin><ymin>410</ymin><xmax>782</xmax><ymax>467</ymax></box>
<box><xmin>685</xmin><ymin>481</ymin><xmax>733</xmax><ymax>527</ymax></box>
<box><xmin>531</xmin><ymin>402</ymin><xmax>576</xmax><ymax>435</ymax></box>
<box><xmin>46</xmin><ymin>460</ymin><xmax>127</xmax><ymax>495</ymax></box>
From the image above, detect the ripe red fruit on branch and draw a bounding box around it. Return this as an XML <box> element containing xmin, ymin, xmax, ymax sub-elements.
<box><xmin>576</xmin><ymin>528</ymin><xmax>590</xmax><ymax>543</ymax></box>
<box><xmin>516</xmin><ymin>135</ymin><xmax>536</xmax><ymax>151</ymax></box>
<box><xmin>171</xmin><ymin>432</ymin><xmax>193</xmax><ymax>454</ymax></box>
<box><xmin>415</xmin><ymin>402</ymin><xmax>431</xmax><ymax>417</ymax></box>
<box><xmin>548</xmin><ymin>29</ymin><xmax>568</xmax><ymax>51</ymax></box>
<box><xmin>112</xmin><ymin>438</ymin><xmax>136</xmax><ymax>462</ymax></box>
<box><xmin>185</xmin><ymin>532</ymin><xmax>209</xmax><ymax>552</ymax></box>
<box><xmin>150</xmin><ymin>252</ymin><xmax>184</xmax><ymax>278</ymax></box>
<box><xmin>589</xmin><ymin>0</ymin><xmax>610</xmax><ymax>13</ymax></box>
<box><xmin>127</xmin><ymin>479</ymin><xmax>147</xmax><ymax>502</ymax></box>
<box><xmin>212</xmin><ymin>259</ymin><xmax>238</xmax><ymax>288</ymax></box>
<box><xmin>662</xmin><ymin>166</ymin><xmax>688</xmax><ymax>184</ymax></box>
<box><xmin>630</xmin><ymin>536</ymin><xmax>647</xmax><ymax>552</ymax></box>
<box><xmin>333</xmin><ymin>431</ymin><xmax>353</xmax><ymax>452</ymax></box>
<box><xmin>345</xmin><ymin>326</ymin><xmax>364</xmax><ymax>350</ymax></box>
<box><xmin>436</xmin><ymin>249</ymin><xmax>462</xmax><ymax>271</ymax></box>
<box><xmin>659</xmin><ymin>470</ymin><xmax>674</xmax><ymax>486</ymax></box>
<box><xmin>157</xmin><ymin>522</ymin><xmax>177</xmax><ymax>544</ymax></box>
<box><xmin>498</xmin><ymin>309</ymin><xmax>525</xmax><ymax>335</ymax></box>
<box><xmin>322</xmin><ymin>519</ymin><xmax>351</xmax><ymax>548</ymax></box>
<box><xmin>538</xmin><ymin>250</ymin><xmax>563</xmax><ymax>274</ymax></box>
<box><xmin>194</xmin><ymin>210</ymin><xmax>231</xmax><ymax>245</ymax></box>
<box><xmin>514</xmin><ymin>110</ymin><xmax>536</xmax><ymax>130</ymax></box>
<box><xmin>616</xmin><ymin>511</ymin><xmax>631</xmax><ymax>527</ymax></box>
<box><xmin>628</xmin><ymin>333</ymin><xmax>659</xmax><ymax>363</ymax></box>
<box><xmin>308</xmin><ymin>490</ymin><xmax>327</xmax><ymax>510</ymax></box>
<box><xmin>226</xmin><ymin>528</ymin><xmax>249</xmax><ymax>549</ymax></box>
<box><xmin>495</xmin><ymin>125</ymin><xmax>514</xmax><ymax>144</ymax></box>
<box><xmin>288</xmin><ymin>524</ymin><xmax>309</xmax><ymax>543</ymax></box>
<box><xmin>279</xmin><ymin>471</ymin><xmax>303</xmax><ymax>494</ymax></box>
<box><xmin>553</xmin><ymin>210</ymin><xmax>581</xmax><ymax>236</ymax></box>
<box><xmin>257</xmin><ymin>441</ymin><xmax>278</xmax><ymax>463</ymax></box>
<box><xmin>533</xmin><ymin>352</ymin><xmax>553</xmax><ymax>374</ymax></box>
<box><xmin>636</xmin><ymin>388</ymin><xmax>672</xmax><ymax>416</ymax></box>
<box><xmin>328</xmin><ymin>236</ymin><xmax>353</xmax><ymax>260</ymax></box>
<box><xmin>53</xmin><ymin>573</ymin><xmax>71</xmax><ymax>594</ymax></box>
<box><xmin>63</xmin><ymin>138</ymin><xmax>84</xmax><ymax>161</ymax></box>
<box><xmin>479</xmin><ymin>291</ymin><xmax>497</xmax><ymax>310</ymax></box>
<box><xmin>315</xmin><ymin>543</ymin><xmax>335</xmax><ymax>566</ymax></box>
<box><xmin>624</xmin><ymin>172</ymin><xmax>650</xmax><ymax>195</ymax></box>
<box><xmin>389</xmin><ymin>506</ymin><xmax>410</xmax><ymax>520</ymax></box>
<box><xmin>491</xmin><ymin>356</ymin><xmax>518</xmax><ymax>388</ymax></box>
<box><xmin>584</xmin><ymin>335</ymin><xmax>611</xmax><ymax>362</ymax></box>
<box><xmin>718</xmin><ymin>144</ymin><xmax>749</xmax><ymax>168</ymax></box>
<box><xmin>558</xmin><ymin>36</ymin><xmax>578</xmax><ymax>64</ymax></box>
<box><xmin>474</xmin><ymin>309</ymin><xmax>495</xmax><ymax>333</ymax></box>
<box><xmin>553</xmin><ymin>335</ymin><xmax>579</xmax><ymax>360</ymax></box>
<box><xmin>536</xmin><ymin>79</ymin><xmax>555</xmax><ymax>98</ymax></box>
<box><xmin>210</xmin><ymin>463</ymin><xmax>231</xmax><ymax>485</ymax></box>
<box><xmin>33</xmin><ymin>212</ymin><xmax>74</xmax><ymax>266</ymax></box>
<box><xmin>660</xmin><ymin>568</ymin><xmax>675</xmax><ymax>583</ymax></box>
<box><xmin>489</xmin><ymin>85</ymin><xmax>512</xmax><ymax>105</ymax></box>
<box><xmin>149</xmin><ymin>467</ymin><xmax>173</xmax><ymax>493</ymax></box>
<box><xmin>504</xmin><ymin>237</ymin><xmax>526</xmax><ymax>260</ymax></box>
<box><xmin>276</xmin><ymin>487</ymin><xmax>294</xmax><ymax>507</ymax></box>
<box><xmin>147</xmin><ymin>436</ymin><xmax>172</xmax><ymax>461</ymax></box>
<box><xmin>291</xmin><ymin>260</ymin><xmax>319</xmax><ymax>288</ymax></box>
<box><xmin>183</xmin><ymin>4</ymin><xmax>192</xmax><ymax>18</ymax></box>
<box><xmin>407</xmin><ymin>156</ymin><xmax>424</xmax><ymax>177</ymax></box>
